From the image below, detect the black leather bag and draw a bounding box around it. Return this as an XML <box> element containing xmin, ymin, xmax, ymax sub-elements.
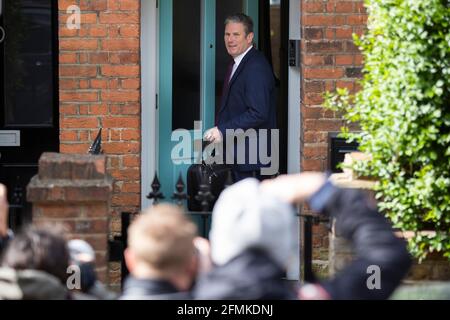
<box><xmin>187</xmin><ymin>162</ymin><xmax>232</xmax><ymax>211</ymax></box>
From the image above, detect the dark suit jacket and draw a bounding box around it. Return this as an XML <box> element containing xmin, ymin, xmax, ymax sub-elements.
<box><xmin>216</xmin><ymin>47</ymin><xmax>277</xmax><ymax>173</ymax></box>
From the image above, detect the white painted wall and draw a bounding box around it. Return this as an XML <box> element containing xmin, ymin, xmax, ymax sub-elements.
<box><xmin>288</xmin><ymin>0</ymin><xmax>301</xmax><ymax>175</ymax></box>
<box><xmin>286</xmin><ymin>0</ymin><xmax>302</xmax><ymax>281</ymax></box>
<box><xmin>141</xmin><ymin>0</ymin><xmax>158</xmax><ymax>210</ymax></box>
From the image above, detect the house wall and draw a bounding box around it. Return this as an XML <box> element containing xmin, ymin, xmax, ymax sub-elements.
<box><xmin>58</xmin><ymin>1</ymin><xmax>141</xmax><ymax>228</ymax></box>
<box><xmin>56</xmin><ymin>0</ymin><xmax>368</xmax><ymax>285</ymax></box>
<box><xmin>300</xmin><ymin>0</ymin><xmax>367</xmax><ymax>273</ymax></box>
<box><xmin>58</xmin><ymin>0</ymin><xmax>142</xmax><ymax>287</ymax></box>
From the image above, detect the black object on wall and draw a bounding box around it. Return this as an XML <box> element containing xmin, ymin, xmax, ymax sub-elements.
<box><xmin>328</xmin><ymin>132</ymin><xmax>359</xmax><ymax>173</ymax></box>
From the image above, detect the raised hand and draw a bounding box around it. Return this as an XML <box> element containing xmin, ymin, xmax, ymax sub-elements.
<box><xmin>0</xmin><ymin>184</ymin><xmax>9</xmax><ymax>237</ymax></box>
<box><xmin>260</xmin><ymin>172</ymin><xmax>327</xmax><ymax>204</ymax></box>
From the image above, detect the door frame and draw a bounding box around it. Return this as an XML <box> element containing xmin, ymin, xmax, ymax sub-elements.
<box><xmin>141</xmin><ymin>0</ymin><xmax>301</xmax><ymax>280</ymax></box>
<box><xmin>140</xmin><ymin>0</ymin><xmax>158</xmax><ymax>210</ymax></box>
<box><xmin>287</xmin><ymin>0</ymin><xmax>301</xmax><ymax>175</ymax></box>
<box><xmin>286</xmin><ymin>0</ymin><xmax>301</xmax><ymax>281</ymax></box>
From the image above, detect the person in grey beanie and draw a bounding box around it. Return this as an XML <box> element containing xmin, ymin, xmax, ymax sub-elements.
<box><xmin>194</xmin><ymin>177</ymin><xmax>298</xmax><ymax>300</ymax></box>
<box><xmin>194</xmin><ymin>172</ymin><xmax>411</xmax><ymax>300</ymax></box>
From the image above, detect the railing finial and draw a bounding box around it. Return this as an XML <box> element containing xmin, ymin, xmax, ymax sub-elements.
<box><xmin>146</xmin><ymin>172</ymin><xmax>165</xmax><ymax>204</ymax></box>
<box><xmin>88</xmin><ymin>128</ymin><xmax>103</xmax><ymax>155</ymax></box>
<box><xmin>172</xmin><ymin>173</ymin><xmax>188</xmax><ymax>206</ymax></box>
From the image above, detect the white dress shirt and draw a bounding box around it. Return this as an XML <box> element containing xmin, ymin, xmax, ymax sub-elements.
<box><xmin>230</xmin><ymin>45</ymin><xmax>253</xmax><ymax>81</ymax></box>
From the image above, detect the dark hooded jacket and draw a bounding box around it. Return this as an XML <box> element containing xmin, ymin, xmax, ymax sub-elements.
<box><xmin>120</xmin><ymin>276</ymin><xmax>191</xmax><ymax>300</ymax></box>
<box><xmin>194</xmin><ymin>181</ymin><xmax>412</xmax><ymax>300</ymax></box>
<box><xmin>194</xmin><ymin>248</ymin><xmax>297</xmax><ymax>300</ymax></box>
<box><xmin>309</xmin><ymin>182</ymin><xmax>412</xmax><ymax>300</ymax></box>
<box><xmin>0</xmin><ymin>267</ymin><xmax>69</xmax><ymax>300</ymax></box>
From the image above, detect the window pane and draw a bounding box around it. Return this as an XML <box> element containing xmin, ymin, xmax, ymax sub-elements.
<box><xmin>4</xmin><ymin>0</ymin><xmax>54</xmax><ymax>127</ymax></box>
<box><xmin>270</xmin><ymin>1</ymin><xmax>281</xmax><ymax>79</ymax></box>
<box><xmin>172</xmin><ymin>0</ymin><xmax>201</xmax><ymax>131</ymax></box>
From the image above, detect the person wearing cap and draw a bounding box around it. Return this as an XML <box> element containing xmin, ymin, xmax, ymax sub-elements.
<box><xmin>68</xmin><ymin>239</ymin><xmax>116</xmax><ymax>300</ymax></box>
<box><xmin>193</xmin><ymin>172</ymin><xmax>411</xmax><ymax>300</ymax></box>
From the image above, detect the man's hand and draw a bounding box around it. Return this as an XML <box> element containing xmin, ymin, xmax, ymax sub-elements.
<box><xmin>0</xmin><ymin>184</ymin><xmax>9</xmax><ymax>237</ymax></box>
<box><xmin>203</xmin><ymin>127</ymin><xmax>222</xmax><ymax>143</ymax></box>
<box><xmin>193</xmin><ymin>236</ymin><xmax>212</xmax><ymax>274</ymax></box>
<box><xmin>260</xmin><ymin>172</ymin><xmax>327</xmax><ymax>204</ymax></box>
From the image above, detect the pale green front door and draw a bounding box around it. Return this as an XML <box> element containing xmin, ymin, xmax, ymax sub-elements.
<box><xmin>158</xmin><ymin>0</ymin><xmax>259</xmax><ymax>205</ymax></box>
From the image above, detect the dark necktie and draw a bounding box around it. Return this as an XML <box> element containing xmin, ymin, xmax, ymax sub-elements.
<box><xmin>216</xmin><ymin>60</ymin><xmax>235</xmax><ymax>125</ymax></box>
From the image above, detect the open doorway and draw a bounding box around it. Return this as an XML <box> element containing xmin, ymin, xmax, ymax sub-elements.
<box><xmin>140</xmin><ymin>0</ymin><xmax>301</xmax><ymax>279</ymax></box>
<box><xmin>258</xmin><ymin>0</ymin><xmax>289</xmax><ymax>174</ymax></box>
<box><xmin>141</xmin><ymin>0</ymin><xmax>296</xmax><ymax>204</ymax></box>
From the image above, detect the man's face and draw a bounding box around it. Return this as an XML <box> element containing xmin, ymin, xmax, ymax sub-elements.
<box><xmin>224</xmin><ymin>22</ymin><xmax>254</xmax><ymax>58</ymax></box>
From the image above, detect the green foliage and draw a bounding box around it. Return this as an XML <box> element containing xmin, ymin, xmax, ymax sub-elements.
<box><xmin>324</xmin><ymin>0</ymin><xmax>450</xmax><ymax>261</ymax></box>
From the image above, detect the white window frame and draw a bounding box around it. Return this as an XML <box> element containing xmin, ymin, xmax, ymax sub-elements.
<box><xmin>141</xmin><ymin>0</ymin><xmax>158</xmax><ymax>210</ymax></box>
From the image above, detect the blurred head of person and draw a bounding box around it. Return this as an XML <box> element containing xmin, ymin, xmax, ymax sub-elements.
<box><xmin>210</xmin><ymin>178</ymin><xmax>296</xmax><ymax>269</ymax></box>
<box><xmin>1</xmin><ymin>224</ymin><xmax>69</xmax><ymax>285</ymax></box>
<box><xmin>68</xmin><ymin>239</ymin><xmax>97</xmax><ymax>293</ymax></box>
<box><xmin>125</xmin><ymin>204</ymin><xmax>199</xmax><ymax>291</ymax></box>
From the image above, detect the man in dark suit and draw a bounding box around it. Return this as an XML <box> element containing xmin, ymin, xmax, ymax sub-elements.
<box><xmin>204</xmin><ymin>13</ymin><xmax>277</xmax><ymax>182</ymax></box>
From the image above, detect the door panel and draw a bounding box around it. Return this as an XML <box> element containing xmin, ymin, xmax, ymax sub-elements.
<box><xmin>0</xmin><ymin>0</ymin><xmax>59</xmax><ymax>230</ymax></box>
<box><xmin>172</xmin><ymin>0</ymin><xmax>201</xmax><ymax>131</ymax></box>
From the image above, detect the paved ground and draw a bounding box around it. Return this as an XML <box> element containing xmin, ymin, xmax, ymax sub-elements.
<box><xmin>390</xmin><ymin>281</ymin><xmax>450</xmax><ymax>300</ymax></box>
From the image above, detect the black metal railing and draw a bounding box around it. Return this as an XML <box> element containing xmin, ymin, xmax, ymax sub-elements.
<box><xmin>88</xmin><ymin>128</ymin><xmax>103</xmax><ymax>155</ymax></box>
<box><xmin>108</xmin><ymin>211</ymin><xmax>132</xmax><ymax>286</ymax></box>
<box><xmin>106</xmin><ymin>169</ymin><xmax>318</xmax><ymax>284</ymax></box>
<box><xmin>146</xmin><ymin>170</ymin><xmax>215</xmax><ymax>238</ymax></box>
<box><xmin>108</xmin><ymin>170</ymin><xmax>217</xmax><ymax>283</ymax></box>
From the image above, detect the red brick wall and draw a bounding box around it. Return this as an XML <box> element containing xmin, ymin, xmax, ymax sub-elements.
<box><xmin>301</xmin><ymin>0</ymin><xmax>366</xmax><ymax>172</ymax></box>
<box><xmin>301</xmin><ymin>0</ymin><xmax>367</xmax><ymax>266</ymax></box>
<box><xmin>58</xmin><ymin>0</ymin><xmax>141</xmax><ymax>240</ymax></box>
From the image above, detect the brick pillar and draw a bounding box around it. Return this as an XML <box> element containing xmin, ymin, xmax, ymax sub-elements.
<box><xmin>27</xmin><ymin>152</ymin><xmax>113</xmax><ymax>283</ymax></box>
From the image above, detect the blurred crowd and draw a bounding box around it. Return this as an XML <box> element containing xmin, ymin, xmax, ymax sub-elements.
<box><xmin>0</xmin><ymin>172</ymin><xmax>415</xmax><ymax>300</ymax></box>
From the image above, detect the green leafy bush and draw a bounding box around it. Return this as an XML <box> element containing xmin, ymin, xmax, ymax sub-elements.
<box><xmin>325</xmin><ymin>0</ymin><xmax>450</xmax><ymax>261</ymax></box>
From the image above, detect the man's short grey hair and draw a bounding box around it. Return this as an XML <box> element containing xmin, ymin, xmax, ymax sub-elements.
<box><xmin>225</xmin><ymin>13</ymin><xmax>254</xmax><ymax>36</ymax></box>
